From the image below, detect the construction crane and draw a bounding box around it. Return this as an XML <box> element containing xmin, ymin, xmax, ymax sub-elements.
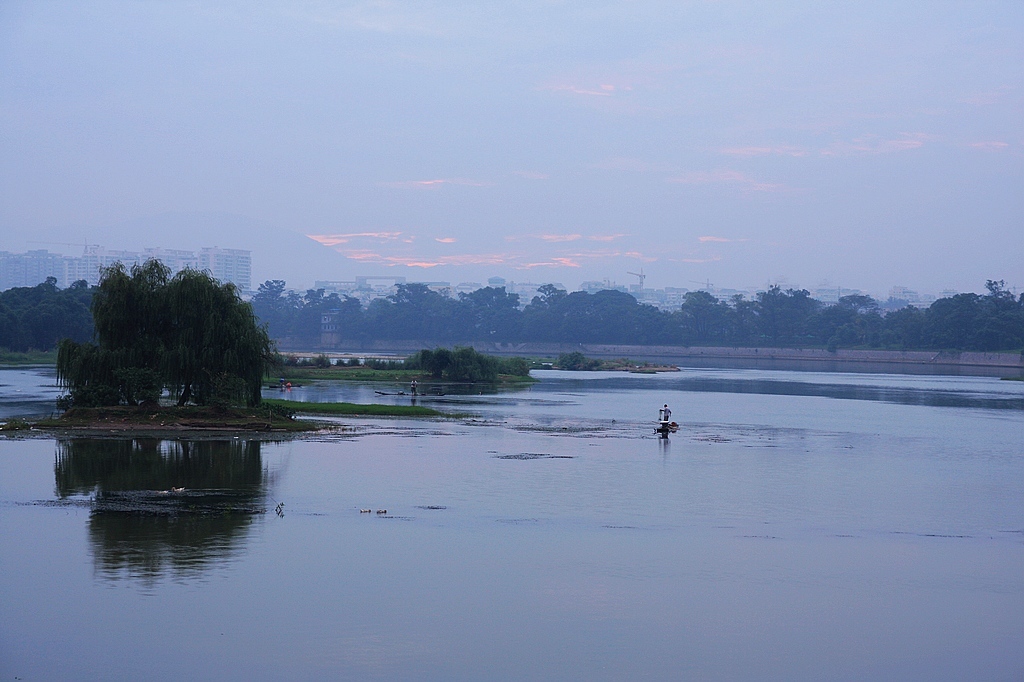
<box><xmin>627</xmin><ymin>268</ymin><xmax>646</xmax><ymax>290</ymax></box>
<box><xmin>689</xmin><ymin>279</ymin><xmax>714</xmax><ymax>291</ymax></box>
<box><xmin>27</xmin><ymin>240</ymin><xmax>97</xmax><ymax>252</ymax></box>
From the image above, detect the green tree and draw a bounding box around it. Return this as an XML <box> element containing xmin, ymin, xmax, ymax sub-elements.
<box><xmin>57</xmin><ymin>261</ymin><xmax>273</xmax><ymax>408</ymax></box>
<box><xmin>678</xmin><ymin>291</ymin><xmax>729</xmax><ymax>344</ymax></box>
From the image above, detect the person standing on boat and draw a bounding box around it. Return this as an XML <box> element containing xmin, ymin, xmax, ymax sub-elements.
<box><xmin>661</xmin><ymin>404</ymin><xmax>672</xmax><ymax>421</ymax></box>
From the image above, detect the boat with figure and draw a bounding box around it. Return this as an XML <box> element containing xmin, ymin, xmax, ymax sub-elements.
<box><xmin>656</xmin><ymin>405</ymin><xmax>679</xmax><ymax>437</ymax></box>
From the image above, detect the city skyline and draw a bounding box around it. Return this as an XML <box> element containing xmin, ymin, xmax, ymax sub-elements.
<box><xmin>1</xmin><ymin>240</ymin><xmax>989</xmax><ymax>311</ymax></box>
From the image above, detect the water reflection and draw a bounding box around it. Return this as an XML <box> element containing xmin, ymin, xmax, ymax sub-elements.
<box><xmin>529</xmin><ymin>373</ymin><xmax>1024</xmax><ymax>411</ymax></box>
<box><xmin>54</xmin><ymin>439</ymin><xmax>270</xmax><ymax>583</ymax></box>
<box><xmin>672</xmin><ymin>376</ymin><xmax>1024</xmax><ymax>410</ymax></box>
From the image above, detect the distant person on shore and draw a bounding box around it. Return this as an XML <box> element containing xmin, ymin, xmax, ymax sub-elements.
<box><xmin>411</xmin><ymin>379</ymin><xmax>418</xmax><ymax>395</ymax></box>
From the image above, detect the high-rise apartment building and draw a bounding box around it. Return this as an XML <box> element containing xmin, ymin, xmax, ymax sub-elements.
<box><xmin>0</xmin><ymin>250</ymin><xmax>65</xmax><ymax>290</ymax></box>
<box><xmin>0</xmin><ymin>245</ymin><xmax>251</xmax><ymax>292</ymax></box>
<box><xmin>199</xmin><ymin>247</ymin><xmax>252</xmax><ymax>292</ymax></box>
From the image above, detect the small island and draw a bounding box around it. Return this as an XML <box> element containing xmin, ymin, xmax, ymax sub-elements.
<box><xmin>270</xmin><ymin>346</ymin><xmax>536</xmax><ymax>387</ymax></box>
<box><xmin>3</xmin><ymin>261</ymin><xmax>455</xmax><ymax>436</ymax></box>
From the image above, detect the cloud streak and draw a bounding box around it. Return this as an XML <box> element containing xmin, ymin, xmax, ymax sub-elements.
<box><xmin>969</xmin><ymin>141</ymin><xmax>1009</xmax><ymax>151</ymax></box>
<box><xmin>699</xmin><ymin>236</ymin><xmax>748</xmax><ymax>243</ymax></box>
<box><xmin>307</xmin><ymin>232</ymin><xmax>404</xmax><ymax>246</ymax></box>
<box><xmin>340</xmin><ymin>250</ymin><xmax>511</xmax><ymax>268</ymax></box>
<box><xmin>820</xmin><ymin>133</ymin><xmax>929</xmax><ymax>157</ymax></box>
<box><xmin>668</xmin><ymin>170</ymin><xmax>784</xmax><ymax>192</ymax></box>
<box><xmin>720</xmin><ymin>146</ymin><xmax>807</xmax><ymax>157</ymax></box>
<box><xmin>380</xmin><ymin>178</ymin><xmax>493</xmax><ymax>189</ymax></box>
<box><xmin>322</xmin><ymin>244</ymin><xmax>658</xmax><ymax>270</ymax></box>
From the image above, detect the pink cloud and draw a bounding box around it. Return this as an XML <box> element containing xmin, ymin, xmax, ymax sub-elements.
<box><xmin>540</xmin><ymin>234</ymin><xmax>582</xmax><ymax>242</ymax></box>
<box><xmin>434</xmin><ymin>237</ymin><xmax>457</xmax><ymax>243</ymax></box>
<box><xmin>588</xmin><ymin>234</ymin><xmax>628</xmax><ymax>242</ymax></box>
<box><xmin>306</xmin><ymin>232</ymin><xmax>403</xmax><ymax>246</ymax></box>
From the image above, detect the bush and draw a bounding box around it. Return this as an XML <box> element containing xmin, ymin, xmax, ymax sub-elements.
<box><xmin>62</xmin><ymin>383</ymin><xmax>121</xmax><ymax>408</ymax></box>
<box><xmin>404</xmin><ymin>347</ymin><xmax>526</xmax><ymax>381</ymax></box>
<box><xmin>496</xmin><ymin>356</ymin><xmax>530</xmax><ymax>376</ymax></box>
<box><xmin>555</xmin><ymin>352</ymin><xmax>601</xmax><ymax>371</ymax></box>
<box><xmin>365</xmin><ymin>358</ymin><xmax>405</xmax><ymax>370</ymax></box>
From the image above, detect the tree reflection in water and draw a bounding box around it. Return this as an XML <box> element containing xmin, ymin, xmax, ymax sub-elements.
<box><xmin>54</xmin><ymin>439</ymin><xmax>271</xmax><ymax>583</ymax></box>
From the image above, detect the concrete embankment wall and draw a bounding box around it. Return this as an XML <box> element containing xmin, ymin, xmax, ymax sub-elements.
<box><xmin>300</xmin><ymin>340</ymin><xmax>1024</xmax><ymax>377</ymax></box>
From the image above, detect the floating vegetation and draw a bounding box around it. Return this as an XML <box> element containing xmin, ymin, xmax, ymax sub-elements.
<box><xmin>415</xmin><ymin>505</ymin><xmax>448</xmax><ymax>510</ymax></box>
<box><xmin>693</xmin><ymin>434</ymin><xmax>732</xmax><ymax>443</ymax></box>
<box><xmin>495</xmin><ymin>453</ymin><xmax>574</xmax><ymax>460</ymax></box>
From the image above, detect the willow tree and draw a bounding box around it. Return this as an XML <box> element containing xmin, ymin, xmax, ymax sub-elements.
<box><xmin>163</xmin><ymin>268</ymin><xmax>273</xmax><ymax>406</ymax></box>
<box><xmin>57</xmin><ymin>260</ymin><xmax>273</xmax><ymax>408</ymax></box>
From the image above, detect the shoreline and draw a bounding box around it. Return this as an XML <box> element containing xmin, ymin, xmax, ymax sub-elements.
<box><xmin>0</xmin><ymin>400</ymin><xmax>449</xmax><ymax>439</ymax></box>
<box><xmin>302</xmin><ymin>342</ymin><xmax>1024</xmax><ymax>377</ymax></box>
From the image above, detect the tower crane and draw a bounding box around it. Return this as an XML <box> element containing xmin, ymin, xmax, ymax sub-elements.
<box><xmin>627</xmin><ymin>268</ymin><xmax>646</xmax><ymax>290</ymax></box>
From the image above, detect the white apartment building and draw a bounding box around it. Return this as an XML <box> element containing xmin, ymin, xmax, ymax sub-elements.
<box><xmin>0</xmin><ymin>245</ymin><xmax>251</xmax><ymax>291</ymax></box>
<box><xmin>199</xmin><ymin>248</ymin><xmax>252</xmax><ymax>293</ymax></box>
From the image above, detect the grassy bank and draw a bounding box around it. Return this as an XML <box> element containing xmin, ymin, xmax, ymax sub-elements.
<box><xmin>553</xmin><ymin>353</ymin><xmax>680</xmax><ymax>372</ymax></box>
<box><xmin>268</xmin><ymin>365</ymin><xmax>536</xmax><ymax>385</ymax></box>
<box><xmin>262</xmin><ymin>398</ymin><xmax>443</xmax><ymax>417</ymax></box>
<box><xmin>19</xmin><ymin>405</ymin><xmax>321</xmax><ymax>433</ymax></box>
<box><xmin>0</xmin><ymin>349</ymin><xmax>57</xmax><ymax>366</ymax></box>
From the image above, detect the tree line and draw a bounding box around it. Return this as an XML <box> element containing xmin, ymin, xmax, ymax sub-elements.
<box><xmin>253</xmin><ymin>279</ymin><xmax>1024</xmax><ymax>353</ymax></box>
<box><xmin>0</xmin><ymin>277</ymin><xmax>94</xmax><ymax>352</ymax></box>
<box><xmin>3</xmin><ymin>271</ymin><xmax>1022</xmax><ymax>355</ymax></box>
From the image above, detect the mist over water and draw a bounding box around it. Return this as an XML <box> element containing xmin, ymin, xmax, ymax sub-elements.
<box><xmin>2</xmin><ymin>367</ymin><xmax>1024</xmax><ymax>680</ymax></box>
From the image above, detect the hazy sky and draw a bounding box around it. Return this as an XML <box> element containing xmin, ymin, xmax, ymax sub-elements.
<box><xmin>1</xmin><ymin>1</ymin><xmax>1021</xmax><ymax>295</ymax></box>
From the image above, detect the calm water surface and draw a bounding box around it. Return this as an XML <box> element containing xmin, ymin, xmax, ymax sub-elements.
<box><xmin>2</xmin><ymin>368</ymin><xmax>1023</xmax><ymax>681</ymax></box>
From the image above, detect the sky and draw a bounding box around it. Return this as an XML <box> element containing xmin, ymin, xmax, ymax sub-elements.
<box><xmin>1</xmin><ymin>1</ymin><xmax>1021</xmax><ymax>297</ymax></box>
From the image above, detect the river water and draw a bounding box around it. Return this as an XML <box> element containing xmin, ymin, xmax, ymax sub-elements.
<box><xmin>2</xmin><ymin>367</ymin><xmax>1023</xmax><ymax>681</ymax></box>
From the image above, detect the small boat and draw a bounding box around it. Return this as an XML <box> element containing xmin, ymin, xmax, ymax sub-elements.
<box><xmin>655</xmin><ymin>420</ymin><xmax>679</xmax><ymax>437</ymax></box>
